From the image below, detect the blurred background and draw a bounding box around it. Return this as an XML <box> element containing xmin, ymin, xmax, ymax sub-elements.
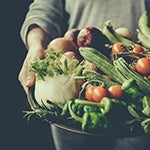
<box><xmin>1</xmin><ymin>0</ymin><xmax>55</xmax><ymax>149</ymax></box>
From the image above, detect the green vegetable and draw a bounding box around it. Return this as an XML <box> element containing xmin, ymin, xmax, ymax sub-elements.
<box><xmin>83</xmin><ymin>70</ymin><xmax>119</xmax><ymax>88</ymax></box>
<box><xmin>138</xmin><ymin>11</ymin><xmax>150</xmax><ymax>40</ymax></box>
<box><xmin>81</xmin><ymin>112</ymin><xmax>89</xmax><ymax>130</ymax></box>
<box><xmin>113</xmin><ymin>57</ymin><xmax>150</xmax><ymax>95</ymax></box>
<box><xmin>103</xmin><ymin>21</ymin><xmax>119</xmax><ymax>44</ymax></box>
<box><xmin>79</xmin><ymin>47</ymin><xmax>123</xmax><ymax>83</ymax></box>
<box><xmin>122</xmin><ymin>79</ymin><xmax>143</xmax><ymax>99</ymax></box>
<box><xmin>141</xmin><ymin>118</ymin><xmax>150</xmax><ymax>133</ymax></box>
<box><xmin>86</xmin><ymin>113</ymin><xmax>100</xmax><ymax>130</ymax></box>
<box><xmin>103</xmin><ymin>21</ymin><xmax>134</xmax><ymax>46</ymax></box>
<box><xmin>82</xmin><ymin>112</ymin><xmax>108</xmax><ymax>130</ymax></box>
<box><xmin>137</xmin><ymin>31</ymin><xmax>150</xmax><ymax>48</ymax></box>
<box><xmin>84</xmin><ymin>105</ymin><xmax>100</xmax><ymax>113</ymax></box>
<box><xmin>100</xmin><ymin>97</ymin><xmax>112</xmax><ymax>115</ymax></box>
<box><xmin>60</xmin><ymin>102</ymin><xmax>69</xmax><ymax>117</ymax></box>
<box><xmin>67</xmin><ymin>98</ymin><xmax>112</xmax><ymax>131</ymax></box>
<box><xmin>75</xmin><ymin>98</ymin><xmax>112</xmax><ymax>115</ymax></box>
<box><xmin>142</xmin><ymin>96</ymin><xmax>150</xmax><ymax>116</ymax></box>
<box><xmin>30</xmin><ymin>48</ymin><xmax>85</xmax><ymax>107</ymax></box>
<box><xmin>68</xmin><ymin>101</ymin><xmax>83</xmax><ymax>123</ymax></box>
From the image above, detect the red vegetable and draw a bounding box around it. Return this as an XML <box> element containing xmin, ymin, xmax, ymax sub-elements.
<box><xmin>112</xmin><ymin>42</ymin><xmax>123</xmax><ymax>54</ymax></box>
<box><xmin>136</xmin><ymin>57</ymin><xmax>150</xmax><ymax>75</ymax></box>
<box><xmin>85</xmin><ymin>85</ymin><xmax>96</xmax><ymax>102</ymax></box>
<box><xmin>133</xmin><ymin>45</ymin><xmax>144</xmax><ymax>53</ymax></box>
<box><xmin>108</xmin><ymin>85</ymin><xmax>123</xmax><ymax>99</ymax></box>
<box><xmin>85</xmin><ymin>85</ymin><xmax>107</xmax><ymax>102</ymax></box>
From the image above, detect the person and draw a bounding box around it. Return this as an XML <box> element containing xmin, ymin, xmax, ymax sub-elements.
<box><xmin>18</xmin><ymin>1</ymin><xmax>150</xmax><ymax>150</ymax></box>
<box><xmin>19</xmin><ymin>0</ymin><xmax>149</xmax><ymax>93</ymax></box>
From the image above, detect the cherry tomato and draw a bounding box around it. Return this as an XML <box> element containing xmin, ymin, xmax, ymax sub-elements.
<box><xmin>108</xmin><ymin>85</ymin><xmax>123</xmax><ymax>99</ymax></box>
<box><xmin>85</xmin><ymin>85</ymin><xmax>96</xmax><ymax>101</ymax></box>
<box><xmin>85</xmin><ymin>86</ymin><xmax>107</xmax><ymax>102</ymax></box>
<box><xmin>92</xmin><ymin>86</ymin><xmax>108</xmax><ymax>102</ymax></box>
<box><xmin>136</xmin><ymin>57</ymin><xmax>150</xmax><ymax>75</ymax></box>
<box><xmin>112</xmin><ymin>42</ymin><xmax>123</xmax><ymax>54</ymax></box>
<box><xmin>133</xmin><ymin>45</ymin><xmax>144</xmax><ymax>53</ymax></box>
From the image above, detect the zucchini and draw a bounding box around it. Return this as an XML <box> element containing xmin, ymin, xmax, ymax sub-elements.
<box><xmin>113</xmin><ymin>57</ymin><xmax>150</xmax><ymax>95</ymax></box>
<box><xmin>103</xmin><ymin>21</ymin><xmax>134</xmax><ymax>46</ymax></box>
<box><xmin>79</xmin><ymin>47</ymin><xmax>123</xmax><ymax>83</ymax></box>
<box><xmin>83</xmin><ymin>70</ymin><xmax>119</xmax><ymax>88</ymax></box>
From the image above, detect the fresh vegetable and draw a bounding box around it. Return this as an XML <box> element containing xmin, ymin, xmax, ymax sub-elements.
<box><xmin>142</xmin><ymin>96</ymin><xmax>150</xmax><ymax>116</ymax></box>
<box><xmin>108</xmin><ymin>85</ymin><xmax>123</xmax><ymax>99</ymax></box>
<box><xmin>85</xmin><ymin>85</ymin><xmax>108</xmax><ymax>102</ymax></box>
<box><xmin>30</xmin><ymin>48</ymin><xmax>85</xmax><ymax>107</ymax></box>
<box><xmin>48</xmin><ymin>37</ymin><xmax>77</xmax><ymax>53</ymax></box>
<box><xmin>92</xmin><ymin>86</ymin><xmax>108</xmax><ymax>102</ymax></box>
<box><xmin>121</xmin><ymin>78</ymin><xmax>143</xmax><ymax>99</ymax></box>
<box><xmin>136</xmin><ymin>57</ymin><xmax>150</xmax><ymax>75</ymax></box>
<box><xmin>24</xmin><ymin>14</ymin><xmax>150</xmax><ymax>135</ymax></box>
<box><xmin>64</xmin><ymin>28</ymin><xmax>80</xmax><ymax>45</ymax></box>
<box><xmin>82</xmin><ymin>70</ymin><xmax>119</xmax><ymax>88</ymax></box>
<box><xmin>68</xmin><ymin>98</ymin><xmax>112</xmax><ymax>130</ymax></box>
<box><xmin>85</xmin><ymin>85</ymin><xmax>96</xmax><ymax>101</ymax></box>
<box><xmin>77</xmin><ymin>26</ymin><xmax>109</xmax><ymax>51</ymax></box>
<box><xmin>103</xmin><ymin>21</ymin><xmax>134</xmax><ymax>46</ymax></box>
<box><xmin>113</xmin><ymin>57</ymin><xmax>150</xmax><ymax>95</ymax></box>
<box><xmin>138</xmin><ymin>11</ymin><xmax>150</xmax><ymax>48</ymax></box>
<box><xmin>132</xmin><ymin>45</ymin><xmax>144</xmax><ymax>53</ymax></box>
<box><xmin>112</xmin><ymin>42</ymin><xmax>123</xmax><ymax>54</ymax></box>
<box><xmin>115</xmin><ymin>27</ymin><xmax>132</xmax><ymax>39</ymax></box>
<box><xmin>103</xmin><ymin>21</ymin><xmax>120</xmax><ymax>44</ymax></box>
<box><xmin>79</xmin><ymin>47</ymin><xmax>123</xmax><ymax>83</ymax></box>
<box><xmin>138</xmin><ymin>11</ymin><xmax>150</xmax><ymax>40</ymax></box>
<box><xmin>137</xmin><ymin>31</ymin><xmax>150</xmax><ymax>48</ymax></box>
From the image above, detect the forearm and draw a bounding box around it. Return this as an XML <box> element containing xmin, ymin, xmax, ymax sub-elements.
<box><xmin>20</xmin><ymin>0</ymin><xmax>64</xmax><ymax>46</ymax></box>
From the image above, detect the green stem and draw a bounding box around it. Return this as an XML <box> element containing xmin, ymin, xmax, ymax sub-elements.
<box><xmin>68</xmin><ymin>101</ymin><xmax>83</xmax><ymax>123</ymax></box>
<box><xmin>74</xmin><ymin>99</ymin><xmax>104</xmax><ymax>107</ymax></box>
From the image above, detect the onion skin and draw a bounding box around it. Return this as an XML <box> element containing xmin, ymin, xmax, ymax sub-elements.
<box><xmin>34</xmin><ymin>75</ymin><xmax>81</xmax><ymax>107</ymax></box>
<box><xmin>115</xmin><ymin>27</ymin><xmax>132</xmax><ymax>39</ymax></box>
<box><xmin>48</xmin><ymin>37</ymin><xmax>77</xmax><ymax>53</ymax></box>
<box><xmin>64</xmin><ymin>28</ymin><xmax>80</xmax><ymax>45</ymax></box>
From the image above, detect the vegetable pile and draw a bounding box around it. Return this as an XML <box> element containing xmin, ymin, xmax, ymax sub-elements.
<box><xmin>24</xmin><ymin>12</ymin><xmax>150</xmax><ymax>136</ymax></box>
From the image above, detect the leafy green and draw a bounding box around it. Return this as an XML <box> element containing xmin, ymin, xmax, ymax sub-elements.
<box><xmin>142</xmin><ymin>96</ymin><xmax>150</xmax><ymax>116</ymax></box>
<box><xmin>29</xmin><ymin>48</ymin><xmax>79</xmax><ymax>80</ymax></box>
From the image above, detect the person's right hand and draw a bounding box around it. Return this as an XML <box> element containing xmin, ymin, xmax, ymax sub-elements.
<box><xmin>18</xmin><ymin>47</ymin><xmax>45</xmax><ymax>94</ymax></box>
<box><xmin>18</xmin><ymin>27</ymin><xmax>50</xmax><ymax>94</ymax></box>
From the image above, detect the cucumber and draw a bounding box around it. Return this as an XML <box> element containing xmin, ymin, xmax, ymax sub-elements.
<box><xmin>138</xmin><ymin>11</ymin><xmax>150</xmax><ymax>40</ymax></box>
<box><xmin>103</xmin><ymin>21</ymin><xmax>120</xmax><ymax>44</ymax></box>
<box><xmin>113</xmin><ymin>57</ymin><xmax>150</xmax><ymax>95</ymax></box>
<box><xmin>79</xmin><ymin>47</ymin><xmax>123</xmax><ymax>83</ymax></box>
<box><xmin>103</xmin><ymin>21</ymin><xmax>134</xmax><ymax>46</ymax></box>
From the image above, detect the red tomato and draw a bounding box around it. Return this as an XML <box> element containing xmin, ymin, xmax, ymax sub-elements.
<box><xmin>136</xmin><ymin>57</ymin><xmax>150</xmax><ymax>75</ymax></box>
<box><xmin>108</xmin><ymin>85</ymin><xmax>123</xmax><ymax>99</ymax></box>
<box><xmin>85</xmin><ymin>85</ymin><xmax>96</xmax><ymax>101</ymax></box>
<box><xmin>92</xmin><ymin>86</ymin><xmax>108</xmax><ymax>102</ymax></box>
<box><xmin>112</xmin><ymin>42</ymin><xmax>123</xmax><ymax>54</ymax></box>
<box><xmin>85</xmin><ymin>86</ymin><xmax>107</xmax><ymax>102</ymax></box>
<box><xmin>133</xmin><ymin>45</ymin><xmax>144</xmax><ymax>53</ymax></box>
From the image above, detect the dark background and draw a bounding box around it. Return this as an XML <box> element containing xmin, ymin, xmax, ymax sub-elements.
<box><xmin>1</xmin><ymin>1</ymin><xmax>55</xmax><ymax>150</ymax></box>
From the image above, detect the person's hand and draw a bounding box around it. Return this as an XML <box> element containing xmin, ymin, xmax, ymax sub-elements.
<box><xmin>18</xmin><ymin>47</ymin><xmax>45</xmax><ymax>94</ymax></box>
<box><xmin>18</xmin><ymin>27</ymin><xmax>50</xmax><ymax>94</ymax></box>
